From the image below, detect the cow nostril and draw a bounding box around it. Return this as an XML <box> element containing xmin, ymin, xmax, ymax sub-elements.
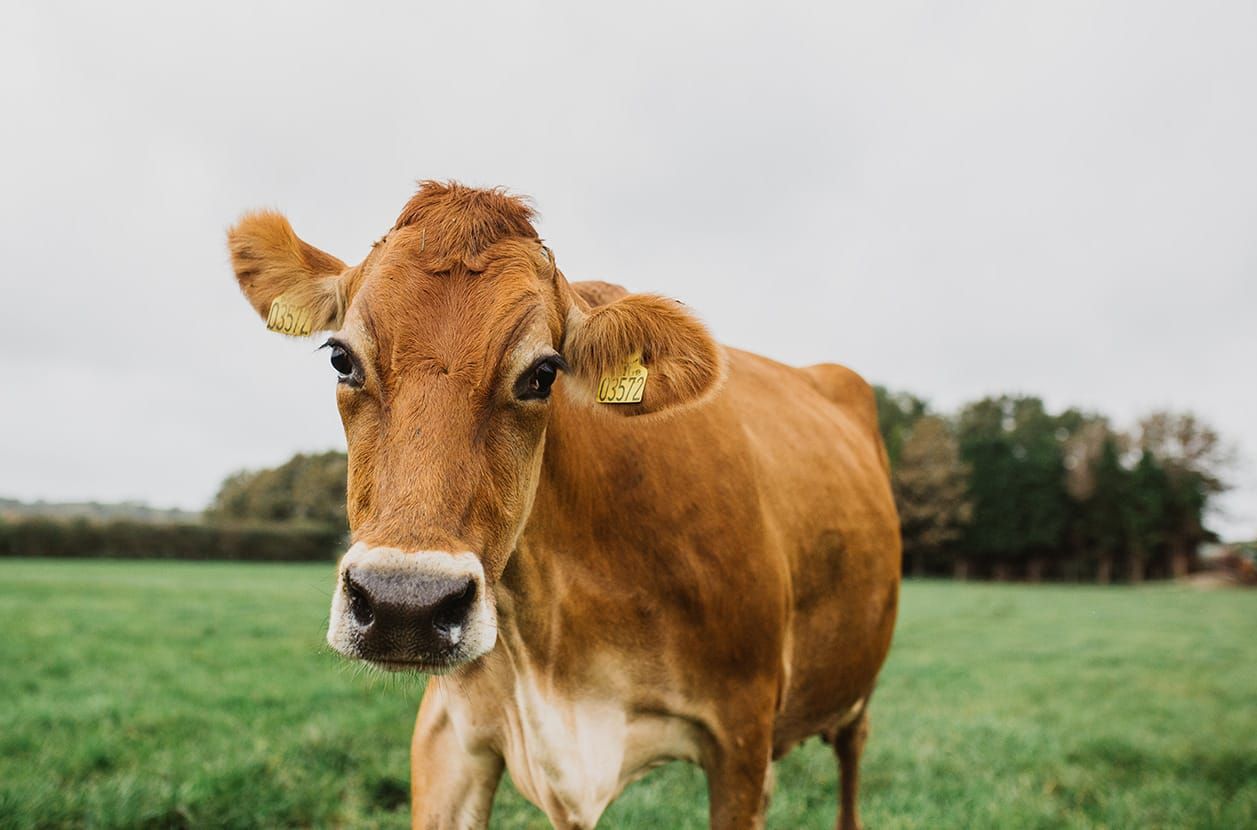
<box><xmin>344</xmin><ymin>573</ymin><xmax>374</xmax><ymax>627</ymax></box>
<box><xmin>432</xmin><ymin>580</ymin><xmax>477</xmax><ymax>635</ymax></box>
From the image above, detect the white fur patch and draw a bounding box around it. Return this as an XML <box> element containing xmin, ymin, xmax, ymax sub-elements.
<box><xmin>487</xmin><ymin>664</ymin><xmax>702</xmax><ymax>828</ymax></box>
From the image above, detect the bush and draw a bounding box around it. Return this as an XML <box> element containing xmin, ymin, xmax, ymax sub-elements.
<box><xmin>0</xmin><ymin>517</ymin><xmax>343</xmax><ymax>562</ymax></box>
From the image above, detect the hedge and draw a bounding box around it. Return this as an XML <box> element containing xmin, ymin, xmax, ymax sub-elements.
<box><xmin>0</xmin><ymin>518</ymin><xmax>344</xmax><ymax>562</ymax></box>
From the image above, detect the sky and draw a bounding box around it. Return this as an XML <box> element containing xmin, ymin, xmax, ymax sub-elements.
<box><xmin>1</xmin><ymin>1</ymin><xmax>1254</xmax><ymax>538</ymax></box>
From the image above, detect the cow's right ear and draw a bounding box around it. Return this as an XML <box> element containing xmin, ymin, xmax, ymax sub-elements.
<box><xmin>227</xmin><ymin>211</ymin><xmax>350</xmax><ymax>336</ymax></box>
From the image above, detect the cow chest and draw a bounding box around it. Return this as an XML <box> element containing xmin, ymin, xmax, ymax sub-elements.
<box><xmin>451</xmin><ymin>666</ymin><xmax>704</xmax><ymax>828</ymax></box>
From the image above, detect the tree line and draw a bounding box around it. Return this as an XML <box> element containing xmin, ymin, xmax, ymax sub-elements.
<box><xmin>3</xmin><ymin>400</ymin><xmax>1231</xmax><ymax>576</ymax></box>
<box><xmin>877</xmin><ymin>389</ymin><xmax>1233</xmax><ymax>582</ymax></box>
<box><xmin>0</xmin><ymin>453</ymin><xmax>351</xmax><ymax>563</ymax></box>
<box><xmin>203</xmin><ymin>399</ymin><xmax>1234</xmax><ymax>581</ymax></box>
<box><xmin>0</xmin><ymin>517</ymin><xmax>342</xmax><ymax>562</ymax></box>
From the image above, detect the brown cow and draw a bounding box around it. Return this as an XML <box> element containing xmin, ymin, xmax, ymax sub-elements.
<box><xmin>227</xmin><ymin>181</ymin><xmax>900</xmax><ymax>829</ymax></box>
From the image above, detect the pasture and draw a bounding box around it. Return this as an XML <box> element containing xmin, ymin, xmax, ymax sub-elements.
<box><xmin>0</xmin><ymin>559</ymin><xmax>1252</xmax><ymax>829</ymax></box>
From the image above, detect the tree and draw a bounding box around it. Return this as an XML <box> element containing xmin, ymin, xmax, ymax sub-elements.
<box><xmin>1131</xmin><ymin>412</ymin><xmax>1232</xmax><ymax>577</ymax></box>
<box><xmin>956</xmin><ymin>396</ymin><xmax>1069</xmax><ymax>579</ymax></box>
<box><xmin>1125</xmin><ymin>450</ymin><xmax>1169</xmax><ymax>583</ymax></box>
<box><xmin>873</xmin><ymin>386</ymin><xmax>929</xmax><ymax>470</ymax></box>
<box><xmin>892</xmin><ymin>416</ymin><xmax>973</xmax><ymax>577</ymax></box>
<box><xmin>1060</xmin><ymin>416</ymin><xmax>1150</xmax><ymax>583</ymax></box>
<box><xmin>1079</xmin><ymin>436</ymin><xmax>1131</xmax><ymax>583</ymax></box>
<box><xmin>1062</xmin><ymin>419</ymin><xmax>1111</xmax><ymax>508</ymax></box>
<box><xmin>1133</xmin><ymin>411</ymin><xmax>1231</xmax><ymax>493</ymax></box>
<box><xmin>208</xmin><ymin>452</ymin><xmax>348</xmax><ymax>529</ymax></box>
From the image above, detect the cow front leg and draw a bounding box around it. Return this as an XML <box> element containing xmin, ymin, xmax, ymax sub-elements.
<box><xmin>703</xmin><ymin>719</ymin><xmax>775</xmax><ymax>830</ymax></box>
<box><xmin>410</xmin><ymin>687</ymin><xmax>503</xmax><ymax>830</ymax></box>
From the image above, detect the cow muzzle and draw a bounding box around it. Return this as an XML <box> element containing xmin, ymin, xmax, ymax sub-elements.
<box><xmin>326</xmin><ymin>543</ymin><xmax>497</xmax><ymax>672</ymax></box>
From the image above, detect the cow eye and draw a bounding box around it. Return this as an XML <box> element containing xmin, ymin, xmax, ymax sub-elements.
<box><xmin>322</xmin><ymin>340</ymin><xmax>362</xmax><ymax>386</ymax></box>
<box><xmin>517</xmin><ymin>355</ymin><xmax>566</xmax><ymax>401</ymax></box>
<box><xmin>526</xmin><ymin>361</ymin><xmax>557</xmax><ymax>399</ymax></box>
<box><xmin>330</xmin><ymin>346</ymin><xmax>354</xmax><ymax>377</ymax></box>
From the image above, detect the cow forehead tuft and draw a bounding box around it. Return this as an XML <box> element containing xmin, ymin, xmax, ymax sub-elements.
<box><xmin>385</xmin><ymin>180</ymin><xmax>539</xmax><ymax>272</ymax></box>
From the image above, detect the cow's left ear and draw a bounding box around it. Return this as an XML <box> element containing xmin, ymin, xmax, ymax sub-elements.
<box><xmin>562</xmin><ymin>294</ymin><xmax>725</xmax><ymax>416</ymax></box>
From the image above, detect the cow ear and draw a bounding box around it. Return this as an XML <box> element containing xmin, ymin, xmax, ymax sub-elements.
<box><xmin>562</xmin><ymin>294</ymin><xmax>725</xmax><ymax>416</ymax></box>
<box><xmin>227</xmin><ymin>211</ymin><xmax>351</xmax><ymax>335</ymax></box>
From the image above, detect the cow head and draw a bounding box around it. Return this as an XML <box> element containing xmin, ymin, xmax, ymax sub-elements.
<box><xmin>228</xmin><ymin>182</ymin><xmax>723</xmax><ymax>672</ymax></box>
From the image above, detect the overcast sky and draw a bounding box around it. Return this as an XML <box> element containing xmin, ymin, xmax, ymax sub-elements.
<box><xmin>2</xmin><ymin>2</ymin><xmax>1253</xmax><ymax>537</ymax></box>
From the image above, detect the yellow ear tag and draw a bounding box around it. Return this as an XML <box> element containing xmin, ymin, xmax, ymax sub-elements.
<box><xmin>596</xmin><ymin>351</ymin><xmax>648</xmax><ymax>404</ymax></box>
<box><xmin>265</xmin><ymin>296</ymin><xmax>314</xmax><ymax>336</ymax></box>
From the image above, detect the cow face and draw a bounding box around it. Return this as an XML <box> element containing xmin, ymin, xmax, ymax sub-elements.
<box><xmin>227</xmin><ymin>182</ymin><xmax>723</xmax><ymax>673</ymax></box>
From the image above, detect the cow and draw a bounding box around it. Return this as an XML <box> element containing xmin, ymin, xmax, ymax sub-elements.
<box><xmin>227</xmin><ymin>181</ymin><xmax>900</xmax><ymax>830</ymax></box>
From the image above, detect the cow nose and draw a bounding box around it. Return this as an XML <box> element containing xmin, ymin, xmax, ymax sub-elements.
<box><xmin>341</xmin><ymin>566</ymin><xmax>478</xmax><ymax>661</ymax></box>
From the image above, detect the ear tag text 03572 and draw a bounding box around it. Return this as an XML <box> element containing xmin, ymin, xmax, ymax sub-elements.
<box><xmin>266</xmin><ymin>296</ymin><xmax>314</xmax><ymax>336</ymax></box>
<box><xmin>596</xmin><ymin>351</ymin><xmax>648</xmax><ymax>404</ymax></box>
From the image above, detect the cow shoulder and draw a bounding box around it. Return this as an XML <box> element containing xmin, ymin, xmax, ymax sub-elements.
<box><xmin>571</xmin><ymin>280</ymin><xmax>629</xmax><ymax>308</ymax></box>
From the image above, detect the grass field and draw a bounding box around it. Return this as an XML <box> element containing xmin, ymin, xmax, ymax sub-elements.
<box><xmin>0</xmin><ymin>560</ymin><xmax>1253</xmax><ymax>829</ymax></box>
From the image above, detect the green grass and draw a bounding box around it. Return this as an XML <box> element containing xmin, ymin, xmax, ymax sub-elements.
<box><xmin>0</xmin><ymin>560</ymin><xmax>1253</xmax><ymax>829</ymax></box>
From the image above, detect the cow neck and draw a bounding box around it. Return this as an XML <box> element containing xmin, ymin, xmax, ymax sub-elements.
<box><xmin>490</xmin><ymin>390</ymin><xmax>617</xmax><ymax>675</ymax></box>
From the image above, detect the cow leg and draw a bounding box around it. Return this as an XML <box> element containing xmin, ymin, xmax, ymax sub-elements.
<box><xmin>828</xmin><ymin>705</ymin><xmax>870</xmax><ymax>830</ymax></box>
<box><xmin>703</xmin><ymin>722</ymin><xmax>774</xmax><ymax>830</ymax></box>
<box><xmin>705</xmin><ymin>754</ymin><xmax>772</xmax><ymax>829</ymax></box>
<box><xmin>410</xmin><ymin>689</ymin><xmax>503</xmax><ymax>830</ymax></box>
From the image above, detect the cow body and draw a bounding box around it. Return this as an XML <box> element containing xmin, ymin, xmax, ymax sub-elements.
<box><xmin>413</xmin><ymin>318</ymin><xmax>900</xmax><ymax>828</ymax></box>
<box><xmin>226</xmin><ymin>182</ymin><xmax>900</xmax><ymax>829</ymax></box>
